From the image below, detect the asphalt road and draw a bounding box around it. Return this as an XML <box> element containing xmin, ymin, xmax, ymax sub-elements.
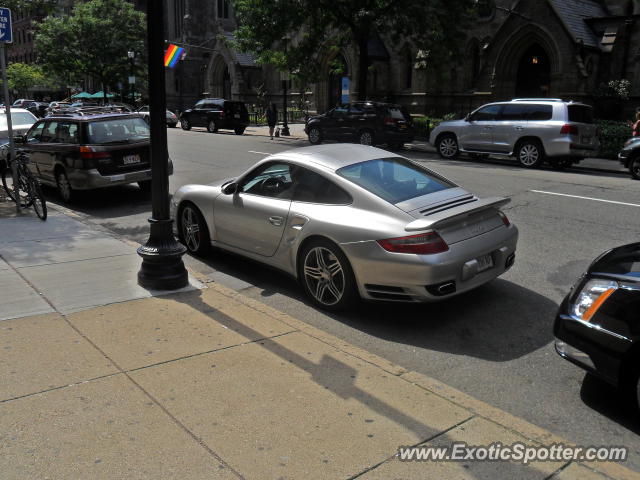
<box><xmin>45</xmin><ymin>125</ymin><xmax>640</xmax><ymax>471</ymax></box>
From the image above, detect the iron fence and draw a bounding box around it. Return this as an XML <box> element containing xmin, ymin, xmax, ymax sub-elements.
<box><xmin>247</xmin><ymin>109</ymin><xmax>306</xmax><ymax>126</ymax></box>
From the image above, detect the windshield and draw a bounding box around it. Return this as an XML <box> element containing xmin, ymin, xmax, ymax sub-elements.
<box><xmin>87</xmin><ymin>117</ymin><xmax>150</xmax><ymax>144</ymax></box>
<box><xmin>0</xmin><ymin>112</ymin><xmax>37</xmax><ymax>128</ymax></box>
<box><xmin>337</xmin><ymin>157</ymin><xmax>454</xmax><ymax>204</ymax></box>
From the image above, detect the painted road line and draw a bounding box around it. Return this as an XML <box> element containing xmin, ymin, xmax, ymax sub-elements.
<box><xmin>248</xmin><ymin>150</ymin><xmax>271</xmax><ymax>155</ymax></box>
<box><xmin>531</xmin><ymin>190</ymin><xmax>640</xmax><ymax>207</ymax></box>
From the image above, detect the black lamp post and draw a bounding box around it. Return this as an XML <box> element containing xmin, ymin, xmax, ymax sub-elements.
<box><xmin>137</xmin><ymin>2</ymin><xmax>189</xmax><ymax>290</ymax></box>
<box><xmin>280</xmin><ymin>37</ymin><xmax>290</xmax><ymax>136</ymax></box>
<box><xmin>128</xmin><ymin>50</ymin><xmax>136</xmax><ymax>106</ymax></box>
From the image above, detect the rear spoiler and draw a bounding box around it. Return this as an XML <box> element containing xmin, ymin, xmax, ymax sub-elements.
<box><xmin>405</xmin><ymin>197</ymin><xmax>510</xmax><ymax>232</ymax></box>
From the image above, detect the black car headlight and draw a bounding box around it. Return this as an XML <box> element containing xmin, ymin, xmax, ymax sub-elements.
<box><xmin>571</xmin><ymin>278</ymin><xmax>618</xmax><ymax>321</ymax></box>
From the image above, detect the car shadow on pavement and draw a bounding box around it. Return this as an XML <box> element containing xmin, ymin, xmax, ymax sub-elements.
<box><xmin>407</xmin><ymin>153</ymin><xmax>629</xmax><ymax>180</ymax></box>
<box><xmin>579</xmin><ymin>373</ymin><xmax>640</xmax><ymax>435</ymax></box>
<box><xmin>42</xmin><ymin>183</ymin><xmax>152</xmax><ymax>218</ymax></box>
<box><xmin>191</xmin><ymin>248</ymin><xmax>557</xmax><ymax>363</ymax></box>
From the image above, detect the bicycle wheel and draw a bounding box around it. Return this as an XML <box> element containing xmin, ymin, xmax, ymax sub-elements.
<box><xmin>28</xmin><ymin>176</ymin><xmax>47</xmax><ymax>220</ymax></box>
<box><xmin>1</xmin><ymin>165</ymin><xmax>33</xmax><ymax>207</ymax></box>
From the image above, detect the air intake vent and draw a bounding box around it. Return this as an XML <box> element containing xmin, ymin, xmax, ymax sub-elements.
<box><xmin>365</xmin><ymin>284</ymin><xmax>415</xmax><ymax>302</ymax></box>
<box><xmin>419</xmin><ymin>195</ymin><xmax>477</xmax><ymax>216</ymax></box>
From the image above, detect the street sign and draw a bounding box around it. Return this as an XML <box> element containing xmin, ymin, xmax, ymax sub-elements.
<box><xmin>0</xmin><ymin>8</ymin><xmax>12</xmax><ymax>44</ymax></box>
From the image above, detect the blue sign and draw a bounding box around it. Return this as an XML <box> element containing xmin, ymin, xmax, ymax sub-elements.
<box><xmin>0</xmin><ymin>8</ymin><xmax>12</xmax><ymax>44</ymax></box>
<box><xmin>341</xmin><ymin>77</ymin><xmax>350</xmax><ymax>104</ymax></box>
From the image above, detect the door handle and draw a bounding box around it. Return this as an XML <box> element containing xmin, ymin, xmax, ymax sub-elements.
<box><xmin>515</xmin><ymin>126</ymin><xmax>524</xmax><ymax>130</ymax></box>
<box><xmin>483</xmin><ymin>126</ymin><xmax>493</xmax><ymax>130</ymax></box>
<box><xmin>268</xmin><ymin>216</ymin><xmax>284</xmax><ymax>226</ymax></box>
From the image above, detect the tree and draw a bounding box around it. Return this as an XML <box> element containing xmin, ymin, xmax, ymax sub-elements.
<box><xmin>232</xmin><ymin>0</ymin><xmax>476</xmax><ymax>102</ymax></box>
<box><xmin>34</xmin><ymin>0</ymin><xmax>145</xmax><ymax>102</ymax></box>
<box><xmin>4</xmin><ymin>63</ymin><xmax>45</xmax><ymax>97</ymax></box>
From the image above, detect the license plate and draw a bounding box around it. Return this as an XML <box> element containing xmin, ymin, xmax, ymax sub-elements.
<box><xmin>123</xmin><ymin>154</ymin><xmax>141</xmax><ymax>165</ymax></box>
<box><xmin>581</xmin><ymin>136</ymin><xmax>591</xmax><ymax>144</ymax></box>
<box><xmin>399</xmin><ymin>124</ymin><xmax>406</xmax><ymax>129</ymax></box>
<box><xmin>234</xmin><ymin>113</ymin><xmax>240</xmax><ymax>119</ymax></box>
<box><xmin>477</xmin><ymin>254</ymin><xmax>494</xmax><ymax>272</ymax></box>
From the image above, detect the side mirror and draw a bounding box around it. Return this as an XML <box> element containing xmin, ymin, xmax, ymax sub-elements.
<box><xmin>13</xmin><ymin>135</ymin><xmax>24</xmax><ymax>143</ymax></box>
<box><xmin>464</xmin><ymin>114</ymin><xmax>471</xmax><ymax>122</ymax></box>
<box><xmin>222</xmin><ymin>182</ymin><xmax>238</xmax><ymax>195</ymax></box>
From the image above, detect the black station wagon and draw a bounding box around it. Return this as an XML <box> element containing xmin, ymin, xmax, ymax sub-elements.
<box><xmin>16</xmin><ymin>111</ymin><xmax>171</xmax><ymax>202</ymax></box>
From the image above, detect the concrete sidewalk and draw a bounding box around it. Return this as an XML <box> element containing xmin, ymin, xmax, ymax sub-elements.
<box><xmin>0</xmin><ymin>199</ymin><xmax>637</xmax><ymax>479</ymax></box>
<box><xmin>242</xmin><ymin>123</ymin><xmax>628</xmax><ymax>174</ymax></box>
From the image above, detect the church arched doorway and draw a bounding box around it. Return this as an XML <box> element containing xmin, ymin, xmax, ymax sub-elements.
<box><xmin>515</xmin><ymin>44</ymin><xmax>551</xmax><ymax>98</ymax></box>
<box><xmin>328</xmin><ymin>54</ymin><xmax>349</xmax><ymax>108</ymax></box>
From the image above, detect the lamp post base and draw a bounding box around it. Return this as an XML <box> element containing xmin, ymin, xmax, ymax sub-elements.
<box><xmin>137</xmin><ymin>218</ymin><xmax>188</xmax><ymax>290</ymax></box>
<box><xmin>281</xmin><ymin>123</ymin><xmax>290</xmax><ymax>136</ymax></box>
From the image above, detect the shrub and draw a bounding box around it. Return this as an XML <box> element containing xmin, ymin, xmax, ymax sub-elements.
<box><xmin>596</xmin><ymin>119</ymin><xmax>631</xmax><ymax>159</ymax></box>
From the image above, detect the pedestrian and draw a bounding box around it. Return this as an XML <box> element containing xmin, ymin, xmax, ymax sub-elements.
<box><xmin>633</xmin><ymin>111</ymin><xmax>640</xmax><ymax>137</ymax></box>
<box><xmin>266</xmin><ymin>103</ymin><xmax>278</xmax><ymax>140</ymax></box>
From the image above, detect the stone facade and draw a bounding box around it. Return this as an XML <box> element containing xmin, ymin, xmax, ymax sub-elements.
<box><xmin>165</xmin><ymin>0</ymin><xmax>640</xmax><ymax>117</ymax></box>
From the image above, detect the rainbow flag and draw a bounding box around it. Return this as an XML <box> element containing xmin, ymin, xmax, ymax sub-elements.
<box><xmin>164</xmin><ymin>44</ymin><xmax>185</xmax><ymax>68</ymax></box>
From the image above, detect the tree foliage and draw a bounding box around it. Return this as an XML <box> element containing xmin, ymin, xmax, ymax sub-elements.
<box><xmin>1</xmin><ymin>0</ymin><xmax>59</xmax><ymax>16</ymax></box>
<box><xmin>232</xmin><ymin>0</ymin><xmax>476</xmax><ymax>101</ymax></box>
<box><xmin>34</xmin><ymin>0</ymin><xmax>145</xmax><ymax>100</ymax></box>
<box><xmin>5</xmin><ymin>63</ymin><xmax>45</xmax><ymax>96</ymax></box>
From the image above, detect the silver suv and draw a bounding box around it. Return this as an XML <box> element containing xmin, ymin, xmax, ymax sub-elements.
<box><xmin>429</xmin><ymin>99</ymin><xmax>599</xmax><ymax>169</ymax></box>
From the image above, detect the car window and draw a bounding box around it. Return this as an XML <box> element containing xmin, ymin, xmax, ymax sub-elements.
<box><xmin>568</xmin><ymin>105</ymin><xmax>593</xmax><ymax>124</ymax></box>
<box><xmin>470</xmin><ymin>104</ymin><xmax>502</xmax><ymax>121</ymax></box>
<box><xmin>332</xmin><ymin>105</ymin><xmax>349</xmax><ymax>118</ymax></box>
<box><xmin>388</xmin><ymin>107</ymin><xmax>407</xmax><ymax>120</ymax></box>
<box><xmin>526</xmin><ymin>104</ymin><xmax>553</xmax><ymax>121</ymax></box>
<box><xmin>337</xmin><ymin>157</ymin><xmax>454</xmax><ymax>204</ymax></box>
<box><xmin>240</xmin><ymin>163</ymin><xmax>293</xmax><ymax>199</ymax></box>
<box><xmin>87</xmin><ymin>117</ymin><xmax>150</xmax><ymax>144</ymax></box>
<box><xmin>25</xmin><ymin>122</ymin><xmax>45</xmax><ymax>143</ymax></box>
<box><xmin>54</xmin><ymin>121</ymin><xmax>79</xmax><ymax>144</ymax></box>
<box><xmin>41</xmin><ymin>121</ymin><xmax>59</xmax><ymax>142</ymax></box>
<box><xmin>499</xmin><ymin>104</ymin><xmax>530</xmax><ymax>121</ymax></box>
<box><xmin>195</xmin><ymin>100</ymin><xmax>205</xmax><ymax>109</ymax></box>
<box><xmin>291</xmin><ymin>167</ymin><xmax>352</xmax><ymax>204</ymax></box>
<box><xmin>0</xmin><ymin>111</ymin><xmax>37</xmax><ymax>128</ymax></box>
<box><xmin>349</xmin><ymin>104</ymin><xmax>365</xmax><ymax>116</ymax></box>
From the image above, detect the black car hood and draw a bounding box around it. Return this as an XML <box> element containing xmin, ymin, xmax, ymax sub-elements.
<box><xmin>589</xmin><ymin>242</ymin><xmax>640</xmax><ymax>280</ymax></box>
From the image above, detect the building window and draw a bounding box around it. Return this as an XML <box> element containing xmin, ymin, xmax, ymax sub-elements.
<box><xmin>218</xmin><ymin>0</ymin><xmax>230</xmax><ymax>18</ymax></box>
<box><xmin>404</xmin><ymin>49</ymin><xmax>413</xmax><ymax>89</ymax></box>
<box><xmin>174</xmin><ymin>0</ymin><xmax>185</xmax><ymax>37</ymax></box>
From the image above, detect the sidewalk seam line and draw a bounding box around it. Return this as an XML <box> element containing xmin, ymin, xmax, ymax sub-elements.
<box><xmin>347</xmin><ymin>415</ymin><xmax>476</xmax><ymax>479</ymax></box>
<box><xmin>125</xmin><ymin>330</ymin><xmax>298</xmax><ymax>374</ymax></box>
<box><xmin>0</xmin><ymin>253</ymin><xmax>60</xmax><ymax>314</ymax></box>
<box><xmin>14</xmin><ymin>252</ymin><xmax>137</xmax><ymax>270</ymax></box>
<box><xmin>60</xmin><ymin>313</ymin><xmax>245</xmax><ymax>479</ymax></box>
<box><xmin>0</xmin><ymin>372</ymin><xmax>123</xmax><ymax>404</ymax></box>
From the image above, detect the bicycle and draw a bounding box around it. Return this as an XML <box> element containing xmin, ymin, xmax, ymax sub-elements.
<box><xmin>1</xmin><ymin>151</ymin><xmax>47</xmax><ymax>220</ymax></box>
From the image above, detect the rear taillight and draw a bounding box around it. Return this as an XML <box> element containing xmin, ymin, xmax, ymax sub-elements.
<box><xmin>560</xmin><ymin>124</ymin><xmax>578</xmax><ymax>135</ymax></box>
<box><xmin>80</xmin><ymin>146</ymin><xmax>111</xmax><ymax>168</ymax></box>
<box><xmin>383</xmin><ymin>116</ymin><xmax>395</xmax><ymax>126</ymax></box>
<box><xmin>377</xmin><ymin>232</ymin><xmax>449</xmax><ymax>254</ymax></box>
<box><xmin>499</xmin><ymin>210</ymin><xmax>510</xmax><ymax>227</ymax></box>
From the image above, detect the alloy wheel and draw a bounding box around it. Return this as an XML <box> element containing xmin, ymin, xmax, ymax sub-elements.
<box><xmin>57</xmin><ymin>171</ymin><xmax>72</xmax><ymax>202</ymax></box>
<box><xmin>181</xmin><ymin>206</ymin><xmax>201</xmax><ymax>252</ymax></box>
<box><xmin>631</xmin><ymin>157</ymin><xmax>640</xmax><ymax>180</ymax></box>
<box><xmin>519</xmin><ymin>144</ymin><xmax>540</xmax><ymax>167</ymax></box>
<box><xmin>359</xmin><ymin>131</ymin><xmax>373</xmax><ymax>146</ymax></box>
<box><xmin>308</xmin><ymin>127</ymin><xmax>321</xmax><ymax>144</ymax></box>
<box><xmin>439</xmin><ymin>137</ymin><xmax>458</xmax><ymax>158</ymax></box>
<box><xmin>303</xmin><ymin>247</ymin><xmax>345</xmax><ymax>306</ymax></box>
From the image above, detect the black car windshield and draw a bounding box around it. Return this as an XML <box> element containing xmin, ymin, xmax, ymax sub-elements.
<box><xmin>88</xmin><ymin>117</ymin><xmax>150</xmax><ymax>144</ymax></box>
<box><xmin>0</xmin><ymin>112</ymin><xmax>36</xmax><ymax>128</ymax></box>
<box><xmin>337</xmin><ymin>157</ymin><xmax>453</xmax><ymax>204</ymax></box>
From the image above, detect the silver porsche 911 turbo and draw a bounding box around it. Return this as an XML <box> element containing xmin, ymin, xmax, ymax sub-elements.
<box><xmin>171</xmin><ymin>144</ymin><xmax>518</xmax><ymax>311</ymax></box>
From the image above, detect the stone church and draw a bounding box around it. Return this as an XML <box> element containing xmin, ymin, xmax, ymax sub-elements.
<box><xmin>163</xmin><ymin>0</ymin><xmax>640</xmax><ymax>117</ymax></box>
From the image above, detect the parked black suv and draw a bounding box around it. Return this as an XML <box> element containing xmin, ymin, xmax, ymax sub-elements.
<box><xmin>180</xmin><ymin>98</ymin><xmax>249</xmax><ymax>135</ymax></box>
<box><xmin>618</xmin><ymin>137</ymin><xmax>640</xmax><ymax>180</ymax></box>
<box><xmin>15</xmin><ymin>110</ymin><xmax>171</xmax><ymax>202</ymax></box>
<box><xmin>304</xmin><ymin>101</ymin><xmax>414</xmax><ymax>149</ymax></box>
